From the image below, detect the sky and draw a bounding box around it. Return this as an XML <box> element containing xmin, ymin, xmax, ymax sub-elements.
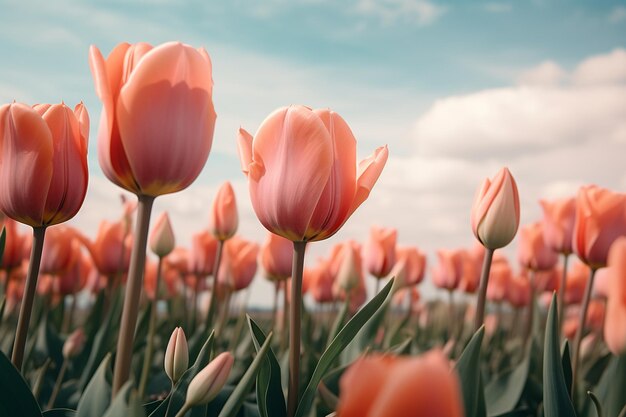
<box><xmin>1</xmin><ymin>0</ymin><xmax>625</xmax><ymax>306</ymax></box>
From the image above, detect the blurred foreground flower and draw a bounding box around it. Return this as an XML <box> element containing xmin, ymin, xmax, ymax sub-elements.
<box><xmin>605</xmin><ymin>237</ymin><xmax>626</xmax><ymax>355</ymax></box>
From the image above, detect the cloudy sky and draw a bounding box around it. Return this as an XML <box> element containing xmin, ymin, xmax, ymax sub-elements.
<box><xmin>1</xmin><ymin>0</ymin><xmax>625</xmax><ymax>306</ymax></box>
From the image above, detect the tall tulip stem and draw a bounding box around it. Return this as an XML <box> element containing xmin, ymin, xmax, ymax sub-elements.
<box><xmin>11</xmin><ymin>226</ymin><xmax>46</xmax><ymax>370</ymax></box>
<box><xmin>557</xmin><ymin>254</ymin><xmax>570</xmax><ymax>334</ymax></box>
<box><xmin>571</xmin><ymin>267</ymin><xmax>597</xmax><ymax>399</ymax></box>
<box><xmin>474</xmin><ymin>248</ymin><xmax>495</xmax><ymax>332</ymax></box>
<box><xmin>112</xmin><ymin>195</ymin><xmax>155</xmax><ymax>397</ymax></box>
<box><xmin>206</xmin><ymin>239</ymin><xmax>224</xmax><ymax>331</ymax></box>
<box><xmin>287</xmin><ymin>241</ymin><xmax>307</xmax><ymax>417</ymax></box>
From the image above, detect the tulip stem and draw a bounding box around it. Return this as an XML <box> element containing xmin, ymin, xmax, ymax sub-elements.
<box><xmin>138</xmin><ymin>256</ymin><xmax>163</xmax><ymax>398</ymax></box>
<box><xmin>11</xmin><ymin>226</ymin><xmax>46</xmax><ymax>370</ymax></box>
<box><xmin>174</xmin><ymin>403</ymin><xmax>191</xmax><ymax>417</ymax></box>
<box><xmin>281</xmin><ymin>281</ymin><xmax>289</xmax><ymax>352</ymax></box>
<box><xmin>448</xmin><ymin>289</ymin><xmax>455</xmax><ymax>341</ymax></box>
<box><xmin>474</xmin><ymin>248</ymin><xmax>494</xmax><ymax>332</ymax></box>
<box><xmin>46</xmin><ymin>358</ymin><xmax>68</xmax><ymax>409</ymax></box>
<box><xmin>206</xmin><ymin>239</ymin><xmax>224</xmax><ymax>332</ymax></box>
<box><xmin>271</xmin><ymin>281</ymin><xmax>279</xmax><ymax>331</ymax></box>
<box><xmin>557</xmin><ymin>254</ymin><xmax>570</xmax><ymax>335</ymax></box>
<box><xmin>112</xmin><ymin>195</ymin><xmax>155</xmax><ymax>397</ymax></box>
<box><xmin>287</xmin><ymin>241</ymin><xmax>307</xmax><ymax>417</ymax></box>
<box><xmin>571</xmin><ymin>267</ymin><xmax>597</xmax><ymax>400</ymax></box>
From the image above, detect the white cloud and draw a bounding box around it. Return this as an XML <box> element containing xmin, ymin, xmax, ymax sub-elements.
<box><xmin>483</xmin><ymin>2</ymin><xmax>512</xmax><ymax>13</ymax></box>
<box><xmin>609</xmin><ymin>5</ymin><xmax>626</xmax><ymax>23</ymax></box>
<box><xmin>572</xmin><ymin>48</ymin><xmax>626</xmax><ymax>85</ymax></box>
<box><xmin>355</xmin><ymin>0</ymin><xmax>447</xmax><ymax>26</ymax></box>
<box><xmin>517</xmin><ymin>60</ymin><xmax>566</xmax><ymax>86</ymax></box>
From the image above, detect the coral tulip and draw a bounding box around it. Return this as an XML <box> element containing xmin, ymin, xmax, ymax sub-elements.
<box><xmin>40</xmin><ymin>226</ymin><xmax>81</xmax><ymax>276</ymax></box>
<box><xmin>487</xmin><ymin>255</ymin><xmax>512</xmax><ymax>302</ymax></box>
<box><xmin>573</xmin><ymin>185</ymin><xmax>626</xmax><ymax>269</ymax></box>
<box><xmin>238</xmin><ymin>106</ymin><xmax>387</xmax><ymax>242</ymax></box>
<box><xmin>209</xmin><ymin>182</ymin><xmax>238</xmax><ymax>241</ymax></box>
<box><xmin>390</xmin><ymin>246</ymin><xmax>426</xmax><ymax>288</ymax></box>
<box><xmin>89</xmin><ymin>42</ymin><xmax>216</xmax><ymax>197</ymax></box>
<box><xmin>564</xmin><ymin>260</ymin><xmax>590</xmax><ymax>305</ymax></box>
<box><xmin>0</xmin><ymin>218</ymin><xmax>30</xmax><ymax>271</ymax></box>
<box><xmin>57</xmin><ymin>249</ymin><xmax>91</xmax><ymax>296</ymax></box>
<box><xmin>218</xmin><ymin>236</ymin><xmax>259</xmax><ymax>292</ymax></box>
<box><xmin>337</xmin><ymin>350</ymin><xmax>463</xmax><ymax>417</ymax></box>
<box><xmin>518</xmin><ymin>222</ymin><xmax>559</xmax><ymax>271</ymax></box>
<box><xmin>189</xmin><ymin>230</ymin><xmax>218</xmax><ymax>277</ymax></box>
<box><xmin>432</xmin><ymin>249</ymin><xmax>463</xmax><ymax>291</ymax></box>
<box><xmin>334</xmin><ymin>240</ymin><xmax>364</xmax><ymax>294</ymax></box>
<box><xmin>259</xmin><ymin>232</ymin><xmax>293</xmax><ymax>282</ymax></box>
<box><xmin>605</xmin><ymin>237</ymin><xmax>626</xmax><ymax>355</ymax></box>
<box><xmin>363</xmin><ymin>226</ymin><xmax>397</xmax><ymax>279</ymax></box>
<box><xmin>78</xmin><ymin>220</ymin><xmax>131</xmax><ymax>277</ymax></box>
<box><xmin>540</xmin><ymin>196</ymin><xmax>576</xmax><ymax>254</ymax></box>
<box><xmin>307</xmin><ymin>259</ymin><xmax>335</xmax><ymax>304</ymax></box>
<box><xmin>507</xmin><ymin>275</ymin><xmax>531</xmax><ymax>308</ymax></box>
<box><xmin>471</xmin><ymin>167</ymin><xmax>520</xmax><ymax>250</ymax></box>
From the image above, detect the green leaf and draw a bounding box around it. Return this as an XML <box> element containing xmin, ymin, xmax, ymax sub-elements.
<box><xmin>34</xmin><ymin>314</ymin><xmax>64</xmax><ymax>368</ymax></box>
<box><xmin>542</xmin><ymin>293</ymin><xmax>576</xmax><ymax>417</ymax></box>
<box><xmin>326</xmin><ymin>299</ymin><xmax>348</xmax><ymax>348</ymax></box>
<box><xmin>387</xmin><ymin>337</ymin><xmax>412</xmax><ymax>355</ymax></box>
<box><xmin>79</xmin><ymin>289</ymin><xmax>123</xmax><ymax>390</ymax></box>
<box><xmin>218</xmin><ymin>331</ymin><xmax>274</xmax><ymax>417</ymax></box>
<box><xmin>0</xmin><ymin>349</ymin><xmax>42</xmax><ymax>417</ymax></box>
<box><xmin>42</xmin><ymin>410</ymin><xmax>76</xmax><ymax>417</ymax></box>
<box><xmin>76</xmin><ymin>354</ymin><xmax>112</xmax><ymax>417</ymax></box>
<box><xmin>103</xmin><ymin>381</ymin><xmax>133</xmax><ymax>417</ymax></box>
<box><xmin>295</xmin><ymin>278</ymin><xmax>395</xmax><ymax>417</ymax></box>
<box><xmin>148</xmin><ymin>330</ymin><xmax>215</xmax><ymax>417</ymax></box>
<box><xmin>587</xmin><ymin>391</ymin><xmax>603</xmax><ymax>417</ymax></box>
<box><xmin>561</xmin><ymin>341</ymin><xmax>573</xmax><ymax>395</ymax></box>
<box><xmin>454</xmin><ymin>326</ymin><xmax>486</xmax><ymax>417</ymax></box>
<box><xmin>606</xmin><ymin>354</ymin><xmax>626</xmax><ymax>417</ymax></box>
<box><xmin>485</xmin><ymin>352</ymin><xmax>530</xmax><ymax>416</ymax></box>
<box><xmin>247</xmin><ymin>317</ymin><xmax>286</xmax><ymax>417</ymax></box>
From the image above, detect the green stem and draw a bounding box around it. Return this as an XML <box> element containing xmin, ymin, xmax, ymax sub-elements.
<box><xmin>287</xmin><ymin>241</ymin><xmax>306</xmax><ymax>417</ymax></box>
<box><xmin>11</xmin><ymin>226</ymin><xmax>46</xmax><ymax>370</ymax></box>
<box><xmin>174</xmin><ymin>403</ymin><xmax>191</xmax><ymax>417</ymax></box>
<box><xmin>46</xmin><ymin>359</ymin><xmax>68</xmax><ymax>409</ymax></box>
<box><xmin>474</xmin><ymin>247</ymin><xmax>494</xmax><ymax>332</ymax></box>
<box><xmin>557</xmin><ymin>253</ymin><xmax>570</xmax><ymax>335</ymax></box>
<box><xmin>138</xmin><ymin>256</ymin><xmax>163</xmax><ymax>398</ymax></box>
<box><xmin>280</xmin><ymin>280</ymin><xmax>288</xmax><ymax>352</ymax></box>
<box><xmin>571</xmin><ymin>267</ymin><xmax>597</xmax><ymax>400</ymax></box>
<box><xmin>206</xmin><ymin>239</ymin><xmax>224</xmax><ymax>331</ymax></box>
<box><xmin>112</xmin><ymin>195</ymin><xmax>155</xmax><ymax>397</ymax></box>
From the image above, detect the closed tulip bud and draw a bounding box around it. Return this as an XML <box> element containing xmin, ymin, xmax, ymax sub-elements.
<box><xmin>604</xmin><ymin>237</ymin><xmax>626</xmax><ymax>355</ymax></box>
<box><xmin>164</xmin><ymin>327</ymin><xmax>189</xmax><ymax>384</ymax></box>
<box><xmin>188</xmin><ymin>230</ymin><xmax>218</xmax><ymax>276</ymax></box>
<box><xmin>517</xmin><ymin>222</ymin><xmax>559</xmax><ymax>271</ymax></box>
<box><xmin>573</xmin><ymin>185</ymin><xmax>626</xmax><ymax>269</ymax></box>
<box><xmin>63</xmin><ymin>328</ymin><xmax>86</xmax><ymax>359</ymax></box>
<box><xmin>432</xmin><ymin>249</ymin><xmax>463</xmax><ymax>291</ymax></box>
<box><xmin>0</xmin><ymin>102</ymin><xmax>89</xmax><ymax>227</ymax></box>
<box><xmin>238</xmin><ymin>107</ymin><xmax>388</xmax><ymax>242</ymax></box>
<box><xmin>335</xmin><ymin>241</ymin><xmax>363</xmax><ymax>293</ymax></box>
<box><xmin>77</xmin><ymin>220</ymin><xmax>132</xmax><ymax>276</ymax></box>
<box><xmin>149</xmin><ymin>212</ymin><xmax>175</xmax><ymax>257</ymax></box>
<box><xmin>209</xmin><ymin>182</ymin><xmax>238</xmax><ymax>241</ymax></box>
<box><xmin>540</xmin><ymin>196</ymin><xmax>576</xmax><ymax>254</ymax></box>
<box><xmin>391</xmin><ymin>246</ymin><xmax>426</xmax><ymax>288</ymax></box>
<box><xmin>471</xmin><ymin>167</ymin><xmax>520</xmax><ymax>250</ymax></box>
<box><xmin>185</xmin><ymin>352</ymin><xmax>234</xmax><ymax>406</ymax></box>
<box><xmin>259</xmin><ymin>232</ymin><xmax>293</xmax><ymax>281</ymax></box>
<box><xmin>218</xmin><ymin>236</ymin><xmax>259</xmax><ymax>292</ymax></box>
<box><xmin>364</xmin><ymin>226</ymin><xmax>397</xmax><ymax>279</ymax></box>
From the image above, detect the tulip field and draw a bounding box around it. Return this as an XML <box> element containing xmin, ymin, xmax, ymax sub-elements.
<box><xmin>0</xmin><ymin>41</ymin><xmax>626</xmax><ymax>417</ymax></box>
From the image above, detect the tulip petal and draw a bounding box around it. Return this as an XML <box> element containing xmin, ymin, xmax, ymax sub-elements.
<box><xmin>237</xmin><ymin>127</ymin><xmax>253</xmax><ymax>174</ymax></box>
<box><xmin>249</xmin><ymin>106</ymin><xmax>332</xmax><ymax>241</ymax></box>
<box><xmin>349</xmin><ymin>145</ymin><xmax>388</xmax><ymax>216</ymax></box>
<box><xmin>0</xmin><ymin>103</ymin><xmax>53</xmax><ymax>225</ymax></box>
<box><xmin>117</xmin><ymin>42</ymin><xmax>216</xmax><ymax>196</ymax></box>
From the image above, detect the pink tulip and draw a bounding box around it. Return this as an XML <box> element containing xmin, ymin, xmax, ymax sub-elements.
<box><xmin>238</xmin><ymin>107</ymin><xmax>388</xmax><ymax>242</ymax></box>
<box><xmin>540</xmin><ymin>196</ymin><xmax>576</xmax><ymax>254</ymax></box>
<box><xmin>564</xmin><ymin>260</ymin><xmax>590</xmax><ymax>305</ymax></box>
<box><xmin>57</xmin><ymin>249</ymin><xmax>91</xmax><ymax>296</ymax></box>
<box><xmin>0</xmin><ymin>102</ymin><xmax>88</xmax><ymax>227</ymax></box>
<box><xmin>390</xmin><ymin>246</ymin><xmax>426</xmax><ymax>288</ymax></box>
<box><xmin>363</xmin><ymin>226</ymin><xmax>397</xmax><ymax>279</ymax></box>
<box><xmin>218</xmin><ymin>236</ymin><xmax>259</xmax><ymax>291</ymax></box>
<box><xmin>487</xmin><ymin>255</ymin><xmax>512</xmax><ymax>302</ymax></box>
<box><xmin>78</xmin><ymin>220</ymin><xmax>131</xmax><ymax>277</ymax></box>
<box><xmin>333</xmin><ymin>240</ymin><xmax>364</xmax><ymax>293</ymax></box>
<box><xmin>307</xmin><ymin>259</ymin><xmax>335</xmax><ymax>303</ymax></box>
<box><xmin>471</xmin><ymin>167</ymin><xmax>520</xmax><ymax>250</ymax></box>
<box><xmin>40</xmin><ymin>226</ymin><xmax>81</xmax><ymax>276</ymax></box>
<box><xmin>458</xmin><ymin>248</ymin><xmax>482</xmax><ymax>294</ymax></box>
<box><xmin>573</xmin><ymin>185</ymin><xmax>626</xmax><ymax>269</ymax></box>
<box><xmin>0</xmin><ymin>218</ymin><xmax>31</xmax><ymax>271</ymax></box>
<box><xmin>604</xmin><ymin>237</ymin><xmax>626</xmax><ymax>355</ymax></box>
<box><xmin>209</xmin><ymin>182</ymin><xmax>238</xmax><ymax>241</ymax></box>
<box><xmin>507</xmin><ymin>275</ymin><xmax>531</xmax><ymax>308</ymax></box>
<box><xmin>89</xmin><ymin>42</ymin><xmax>216</xmax><ymax>196</ymax></box>
<box><xmin>259</xmin><ymin>232</ymin><xmax>293</xmax><ymax>281</ymax></box>
<box><xmin>432</xmin><ymin>249</ymin><xmax>463</xmax><ymax>291</ymax></box>
<box><xmin>188</xmin><ymin>230</ymin><xmax>218</xmax><ymax>277</ymax></box>
<box><xmin>149</xmin><ymin>212</ymin><xmax>175</xmax><ymax>258</ymax></box>
<box><xmin>518</xmin><ymin>222</ymin><xmax>559</xmax><ymax>271</ymax></box>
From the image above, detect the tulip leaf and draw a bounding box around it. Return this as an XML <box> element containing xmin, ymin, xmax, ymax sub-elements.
<box><xmin>218</xmin><ymin>331</ymin><xmax>274</xmax><ymax>417</ymax></box>
<box><xmin>0</xmin><ymin>349</ymin><xmax>42</xmax><ymax>417</ymax></box>
<box><xmin>148</xmin><ymin>330</ymin><xmax>215</xmax><ymax>417</ymax></box>
<box><xmin>561</xmin><ymin>341</ymin><xmax>573</xmax><ymax>395</ymax></box>
<box><xmin>34</xmin><ymin>314</ymin><xmax>64</xmax><ymax>369</ymax></box>
<box><xmin>326</xmin><ymin>299</ymin><xmax>348</xmax><ymax>348</ymax></box>
<box><xmin>42</xmin><ymin>410</ymin><xmax>77</xmax><ymax>417</ymax></box>
<box><xmin>587</xmin><ymin>391</ymin><xmax>603</xmax><ymax>417</ymax></box>
<box><xmin>485</xmin><ymin>352</ymin><xmax>530</xmax><ymax>416</ymax></box>
<box><xmin>0</xmin><ymin>227</ymin><xmax>6</xmax><ymax>267</ymax></box>
<box><xmin>247</xmin><ymin>317</ymin><xmax>286</xmax><ymax>417</ymax></box>
<box><xmin>295</xmin><ymin>278</ymin><xmax>395</xmax><ymax>417</ymax></box>
<box><xmin>103</xmin><ymin>381</ymin><xmax>133</xmax><ymax>417</ymax></box>
<box><xmin>454</xmin><ymin>326</ymin><xmax>486</xmax><ymax>417</ymax></box>
<box><xmin>605</xmin><ymin>354</ymin><xmax>626</xmax><ymax>417</ymax></box>
<box><xmin>76</xmin><ymin>354</ymin><xmax>112</xmax><ymax>417</ymax></box>
<box><xmin>543</xmin><ymin>293</ymin><xmax>576</xmax><ymax>417</ymax></box>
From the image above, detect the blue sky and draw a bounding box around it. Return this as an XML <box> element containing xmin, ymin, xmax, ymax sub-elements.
<box><xmin>1</xmin><ymin>0</ymin><xmax>625</xmax><ymax>305</ymax></box>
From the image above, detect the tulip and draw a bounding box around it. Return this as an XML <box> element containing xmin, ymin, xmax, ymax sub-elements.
<box><xmin>337</xmin><ymin>350</ymin><xmax>463</xmax><ymax>417</ymax></box>
<box><xmin>0</xmin><ymin>218</ymin><xmax>30</xmax><ymax>272</ymax></box>
<box><xmin>458</xmin><ymin>249</ymin><xmax>481</xmax><ymax>294</ymax></box>
<box><xmin>307</xmin><ymin>259</ymin><xmax>335</xmax><ymax>304</ymax></box>
<box><xmin>149</xmin><ymin>212</ymin><xmax>175</xmax><ymax>258</ymax></box>
<box><xmin>218</xmin><ymin>236</ymin><xmax>259</xmax><ymax>292</ymax></box>
<box><xmin>78</xmin><ymin>220</ymin><xmax>132</xmax><ymax>278</ymax></box>
<box><xmin>209</xmin><ymin>182</ymin><xmax>238</xmax><ymax>241</ymax></box>
<box><xmin>570</xmin><ymin>185</ymin><xmax>626</xmax><ymax>395</ymax></box>
<box><xmin>390</xmin><ymin>246</ymin><xmax>426</xmax><ymax>289</ymax></box>
<box><xmin>540</xmin><ymin>197</ymin><xmax>576</xmax><ymax>254</ymax></box>
<box><xmin>334</xmin><ymin>241</ymin><xmax>364</xmax><ymax>294</ymax></box>
<box><xmin>40</xmin><ymin>226</ymin><xmax>81</xmax><ymax>276</ymax></box>
<box><xmin>487</xmin><ymin>255</ymin><xmax>512</xmax><ymax>303</ymax></box>
<box><xmin>518</xmin><ymin>222</ymin><xmax>559</xmax><ymax>272</ymax></box>
<box><xmin>564</xmin><ymin>260</ymin><xmax>590</xmax><ymax>305</ymax></box>
<box><xmin>260</xmin><ymin>232</ymin><xmax>294</xmax><ymax>282</ymax></box>
<box><xmin>507</xmin><ymin>274</ymin><xmax>531</xmax><ymax>308</ymax></box>
<box><xmin>238</xmin><ymin>106</ymin><xmax>388</xmax><ymax>416</ymax></box>
<box><xmin>471</xmin><ymin>167</ymin><xmax>520</xmax><ymax>331</ymax></box>
<box><xmin>183</xmin><ymin>352</ymin><xmax>233</xmax><ymax>410</ymax></box>
<box><xmin>363</xmin><ymin>226</ymin><xmax>397</xmax><ymax>282</ymax></box>
<box><xmin>57</xmin><ymin>250</ymin><xmax>91</xmax><ymax>296</ymax></box>
<box><xmin>189</xmin><ymin>230</ymin><xmax>218</xmax><ymax>277</ymax></box>
<box><xmin>164</xmin><ymin>327</ymin><xmax>189</xmax><ymax>384</ymax></box>
<box><xmin>431</xmin><ymin>249</ymin><xmax>463</xmax><ymax>291</ymax></box>
<box><xmin>605</xmin><ymin>237</ymin><xmax>626</xmax><ymax>355</ymax></box>
<box><xmin>63</xmin><ymin>328</ymin><xmax>86</xmax><ymax>359</ymax></box>
<box><xmin>0</xmin><ymin>101</ymin><xmax>89</xmax><ymax>370</ymax></box>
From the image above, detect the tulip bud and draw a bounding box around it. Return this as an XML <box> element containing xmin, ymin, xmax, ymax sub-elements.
<box><xmin>209</xmin><ymin>182</ymin><xmax>239</xmax><ymax>241</ymax></box>
<box><xmin>62</xmin><ymin>328</ymin><xmax>86</xmax><ymax>359</ymax></box>
<box><xmin>149</xmin><ymin>212</ymin><xmax>175</xmax><ymax>258</ymax></box>
<box><xmin>185</xmin><ymin>352</ymin><xmax>234</xmax><ymax>406</ymax></box>
<box><xmin>605</xmin><ymin>237</ymin><xmax>626</xmax><ymax>355</ymax></box>
<box><xmin>335</xmin><ymin>241</ymin><xmax>362</xmax><ymax>292</ymax></box>
<box><xmin>471</xmin><ymin>167</ymin><xmax>520</xmax><ymax>250</ymax></box>
<box><xmin>164</xmin><ymin>327</ymin><xmax>189</xmax><ymax>384</ymax></box>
